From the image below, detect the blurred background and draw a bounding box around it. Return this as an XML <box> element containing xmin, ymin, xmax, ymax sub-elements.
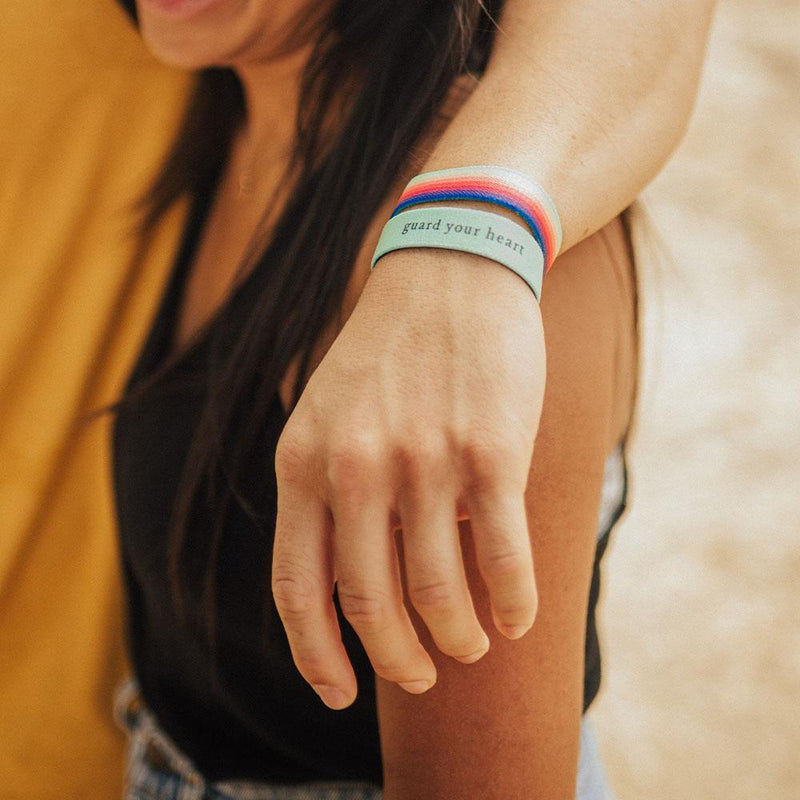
<box><xmin>593</xmin><ymin>1</ymin><xmax>800</xmax><ymax>797</ymax></box>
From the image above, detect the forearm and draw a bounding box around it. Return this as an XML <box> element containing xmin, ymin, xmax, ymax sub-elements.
<box><xmin>276</xmin><ymin>0</ymin><xmax>711</xmax><ymax>728</ymax></box>
<box><xmin>421</xmin><ymin>0</ymin><xmax>717</xmax><ymax>249</ymax></box>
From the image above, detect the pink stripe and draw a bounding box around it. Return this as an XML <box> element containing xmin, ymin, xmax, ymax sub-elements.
<box><xmin>400</xmin><ymin>178</ymin><xmax>557</xmax><ymax>265</ymax></box>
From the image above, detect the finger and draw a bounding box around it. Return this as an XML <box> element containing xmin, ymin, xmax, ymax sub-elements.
<box><xmin>465</xmin><ymin>486</ymin><xmax>537</xmax><ymax>639</ymax></box>
<box><xmin>329</xmin><ymin>474</ymin><xmax>437</xmax><ymax>693</ymax></box>
<box><xmin>273</xmin><ymin>450</ymin><xmax>357</xmax><ymax>710</ymax></box>
<box><xmin>399</xmin><ymin>487</ymin><xmax>489</xmax><ymax>663</ymax></box>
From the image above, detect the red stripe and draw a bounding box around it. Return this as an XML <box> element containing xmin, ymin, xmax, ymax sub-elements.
<box><xmin>400</xmin><ymin>178</ymin><xmax>556</xmax><ymax>264</ymax></box>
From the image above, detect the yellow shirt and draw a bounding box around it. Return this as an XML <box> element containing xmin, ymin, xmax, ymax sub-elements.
<box><xmin>0</xmin><ymin>3</ymin><xmax>189</xmax><ymax>797</ymax></box>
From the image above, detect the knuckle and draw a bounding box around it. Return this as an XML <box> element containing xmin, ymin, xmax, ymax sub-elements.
<box><xmin>459</xmin><ymin>427</ymin><xmax>513</xmax><ymax>484</ymax></box>
<box><xmin>500</xmin><ymin>591</ymin><xmax>538</xmax><ymax>624</ymax></box>
<box><xmin>275</xmin><ymin>430</ymin><xmax>314</xmax><ymax>483</ymax></box>
<box><xmin>408</xmin><ymin>580</ymin><xmax>458</xmax><ymax>614</ymax></box>
<box><xmin>272</xmin><ymin>569</ymin><xmax>317</xmax><ymax>622</ymax></box>
<box><xmin>337</xmin><ymin>587</ymin><xmax>390</xmax><ymax>632</ymax></box>
<box><xmin>325</xmin><ymin>434</ymin><xmax>382</xmax><ymax>496</ymax></box>
<box><xmin>481</xmin><ymin>549</ymin><xmax>530</xmax><ymax>583</ymax></box>
<box><xmin>395</xmin><ymin>434</ymin><xmax>448</xmax><ymax>483</ymax></box>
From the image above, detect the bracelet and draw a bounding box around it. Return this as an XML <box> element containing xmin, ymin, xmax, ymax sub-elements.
<box><xmin>371</xmin><ymin>206</ymin><xmax>544</xmax><ymax>300</ymax></box>
<box><xmin>392</xmin><ymin>166</ymin><xmax>562</xmax><ymax>273</ymax></box>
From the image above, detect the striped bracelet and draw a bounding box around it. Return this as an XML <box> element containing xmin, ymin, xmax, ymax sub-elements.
<box><xmin>391</xmin><ymin>166</ymin><xmax>562</xmax><ymax>273</ymax></box>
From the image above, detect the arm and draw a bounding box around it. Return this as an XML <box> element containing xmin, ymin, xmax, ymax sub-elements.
<box><xmin>273</xmin><ymin>0</ymin><xmax>716</xmax><ymax>706</ymax></box>
<box><xmin>422</xmin><ymin>0</ymin><xmax>716</xmax><ymax>248</ymax></box>
<box><xmin>379</xmin><ymin>219</ymin><xmax>638</xmax><ymax>799</ymax></box>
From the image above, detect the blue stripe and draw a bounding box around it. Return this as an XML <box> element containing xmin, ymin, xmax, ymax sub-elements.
<box><xmin>392</xmin><ymin>190</ymin><xmax>548</xmax><ymax>260</ymax></box>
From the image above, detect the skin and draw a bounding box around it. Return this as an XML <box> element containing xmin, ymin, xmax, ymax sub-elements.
<box><xmin>274</xmin><ymin>0</ymin><xmax>717</xmax><ymax>706</ymax></box>
<box><xmin>136</xmin><ymin>0</ymin><xmax>714</xmax><ymax>794</ymax></box>
<box><xmin>378</xmin><ymin>216</ymin><xmax>637</xmax><ymax>799</ymax></box>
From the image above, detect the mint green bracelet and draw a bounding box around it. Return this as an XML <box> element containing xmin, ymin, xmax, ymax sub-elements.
<box><xmin>371</xmin><ymin>206</ymin><xmax>544</xmax><ymax>300</ymax></box>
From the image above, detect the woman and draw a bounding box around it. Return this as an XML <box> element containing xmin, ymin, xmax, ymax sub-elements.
<box><xmin>113</xmin><ymin>0</ymin><xmax>714</xmax><ymax>797</ymax></box>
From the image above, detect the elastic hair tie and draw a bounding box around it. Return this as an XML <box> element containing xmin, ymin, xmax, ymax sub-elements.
<box><xmin>371</xmin><ymin>206</ymin><xmax>544</xmax><ymax>300</ymax></box>
<box><xmin>392</xmin><ymin>166</ymin><xmax>562</xmax><ymax>273</ymax></box>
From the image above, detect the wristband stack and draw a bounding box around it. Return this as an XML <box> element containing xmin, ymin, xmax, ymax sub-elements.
<box><xmin>371</xmin><ymin>166</ymin><xmax>562</xmax><ymax>301</ymax></box>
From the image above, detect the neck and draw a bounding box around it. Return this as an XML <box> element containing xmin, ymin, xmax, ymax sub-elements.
<box><xmin>231</xmin><ymin>47</ymin><xmax>310</xmax><ymax>191</ymax></box>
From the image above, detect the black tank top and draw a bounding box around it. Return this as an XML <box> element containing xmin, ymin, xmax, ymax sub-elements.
<box><xmin>112</xmin><ymin>190</ymin><xmax>621</xmax><ymax>784</ymax></box>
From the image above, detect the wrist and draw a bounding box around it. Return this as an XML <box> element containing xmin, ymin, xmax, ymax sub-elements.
<box><xmin>364</xmin><ymin>246</ymin><xmax>542</xmax><ymax>328</ymax></box>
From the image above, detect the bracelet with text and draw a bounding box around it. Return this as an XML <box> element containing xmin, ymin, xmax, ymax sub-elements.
<box><xmin>392</xmin><ymin>166</ymin><xmax>562</xmax><ymax>273</ymax></box>
<box><xmin>371</xmin><ymin>206</ymin><xmax>544</xmax><ymax>300</ymax></box>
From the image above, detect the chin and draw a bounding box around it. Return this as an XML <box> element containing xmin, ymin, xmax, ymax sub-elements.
<box><xmin>139</xmin><ymin>28</ymin><xmax>234</xmax><ymax>70</ymax></box>
<box><xmin>136</xmin><ymin>0</ymin><xmax>256</xmax><ymax>70</ymax></box>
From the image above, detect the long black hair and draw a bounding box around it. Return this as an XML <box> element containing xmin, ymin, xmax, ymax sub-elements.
<box><xmin>119</xmin><ymin>0</ymin><xmax>505</xmax><ymax>627</ymax></box>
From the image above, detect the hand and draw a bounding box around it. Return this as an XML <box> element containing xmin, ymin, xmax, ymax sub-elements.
<box><xmin>272</xmin><ymin>247</ymin><xmax>545</xmax><ymax>709</ymax></box>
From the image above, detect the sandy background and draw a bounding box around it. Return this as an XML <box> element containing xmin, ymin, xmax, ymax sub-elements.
<box><xmin>592</xmin><ymin>1</ymin><xmax>800</xmax><ymax>798</ymax></box>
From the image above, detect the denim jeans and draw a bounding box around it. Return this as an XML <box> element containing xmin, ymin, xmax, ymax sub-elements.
<box><xmin>115</xmin><ymin>680</ymin><xmax>614</xmax><ymax>800</ymax></box>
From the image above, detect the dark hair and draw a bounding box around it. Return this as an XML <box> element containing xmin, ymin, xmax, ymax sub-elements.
<box><xmin>118</xmin><ymin>0</ymin><xmax>137</xmax><ymax>22</ymax></box>
<box><xmin>123</xmin><ymin>0</ymin><xmax>504</xmax><ymax>628</ymax></box>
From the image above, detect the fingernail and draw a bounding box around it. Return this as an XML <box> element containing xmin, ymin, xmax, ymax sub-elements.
<box><xmin>456</xmin><ymin>646</ymin><xmax>489</xmax><ymax>664</ymax></box>
<box><xmin>398</xmin><ymin>679</ymin><xmax>434</xmax><ymax>694</ymax></box>
<box><xmin>313</xmin><ymin>685</ymin><xmax>352</xmax><ymax>710</ymax></box>
<box><xmin>499</xmin><ymin>624</ymin><xmax>530</xmax><ymax>640</ymax></box>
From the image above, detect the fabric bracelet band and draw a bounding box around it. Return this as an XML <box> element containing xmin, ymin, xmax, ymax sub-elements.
<box><xmin>395</xmin><ymin>166</ymin><xmax>561</xmax><ymax>269</ymax></box>
<box><xmin>371</xmin><ymin>206</ymin><xmax>544</xmax><ymax>300</ymax></box>
<box><xmin>393</xmin><ymin>166</ymin><xmax>562</xmax><ymax>273</ymax></box>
